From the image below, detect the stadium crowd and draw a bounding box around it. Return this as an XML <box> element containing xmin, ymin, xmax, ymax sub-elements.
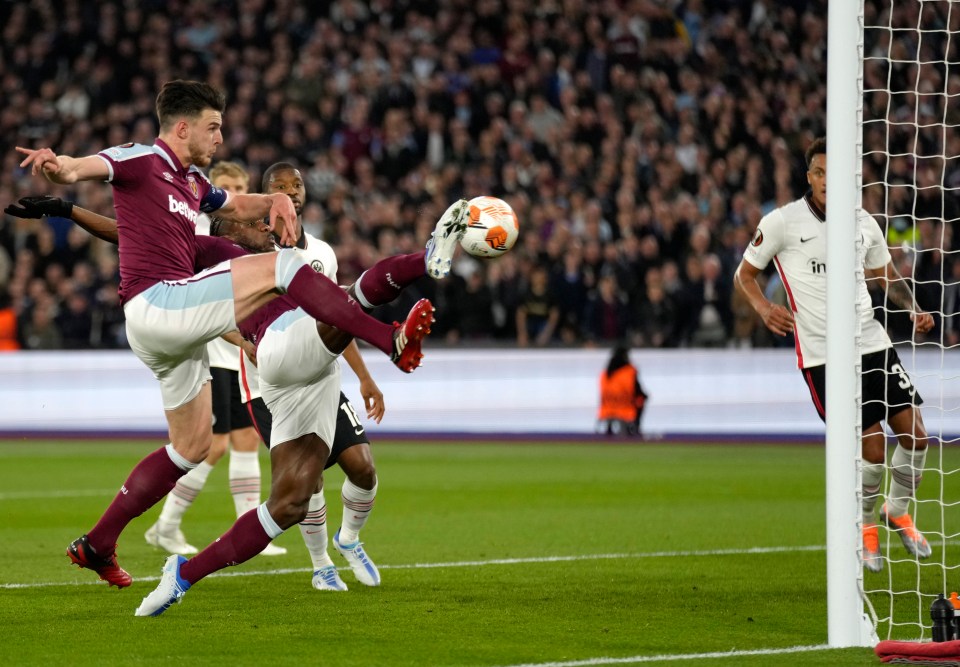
<box><xmin>0</xmin><ymin>0</ymin><xmax>956</xmax><ymax>352</ymax></box>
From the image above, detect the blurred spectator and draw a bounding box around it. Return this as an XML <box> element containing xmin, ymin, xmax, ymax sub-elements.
<box><xmin>633</xmin><ymin>266</ymin><xmax>678</xmax><ymax>348</ymax></box>
<box><xmin>21</xmin><ymin>299</ymin><xmax>62</xmax><ymax>350</ymax></box>
<box><xmin>516</xmin><ymin>265</ymin><xmax>559</xmax><ymax>347</ymax></box>
<box><xmin>583</xmin><ymin>272</ymin><xmax>630</xmax><ymax>343</ymax></box>
<box><xmin>0</xmin><ymin>0</ymin><xmax>951</xmax><ymax>353</ymax></box>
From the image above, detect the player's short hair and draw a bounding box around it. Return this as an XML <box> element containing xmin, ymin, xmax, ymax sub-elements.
<box><xmin>805</xmin><ymin>137</ymin><xmax>826</xmax><ymax>168</ymax></box>
<box><xmin>209</xmin><ymin>161</ymin><xmax>249</xmax><ymax>185</ymax></box>
<box><xmin>156</xmin><ymin>80</ymin><xmax>226</xmax><ymax>130</ymax></box>
<box><xmin>261</xmin><ymin>162</ymin><xmax>300</xmax><ymax>191</ymax></box>
<box><xmin>209</xmin><ymin>215</ymin><xmax>227</xmax><ymax>237</ymax></box>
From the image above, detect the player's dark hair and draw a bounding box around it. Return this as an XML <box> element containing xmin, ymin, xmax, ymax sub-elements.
<box><xmin>805</xmin><ymin>137</ymin><xmax>826</xmax><ymax>168</ymax></box>
<box><xmin>261</xmin><ymin>162</ymin><xmax>300</xmax><ymax>191</ymax></box>
<box><xmin>209</xmin><ymin>216</ymin><xmax>226</xmax><ymax>237</ymax></box>
<box><xmin>606</xmin><ymin>346</ymin><xmax>632</xmax><ymax>377</ymax></box>
<box><xmin>156</xmin><ymin>80</ymin><xmax>226</xmax><ymax>130</ymax></box>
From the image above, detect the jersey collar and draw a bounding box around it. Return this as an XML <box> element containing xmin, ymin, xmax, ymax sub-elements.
<box><xmin>803</xmin><ymin>191</ymin><xmax>826</xmax><ymax>222</ymax></box>
<box><xmin>154</xmin><ymin>138</ymin><xmax>188</xmax><ymax>177</ymax></box>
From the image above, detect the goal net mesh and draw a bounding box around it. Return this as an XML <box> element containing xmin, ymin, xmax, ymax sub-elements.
<box><xmin>861</xmin><ymin>0</ymin><xmax>960</xmax><ymax>641</ymax></box>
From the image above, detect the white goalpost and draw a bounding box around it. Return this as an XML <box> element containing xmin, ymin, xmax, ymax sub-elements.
<box><xmin>826</xmin><ymin>0</ymin><xmax>873</xmax><ymax>648</ymax></box>
<box><xmin>829</xmin><ymin>0</ymin><xmax>960</xmax><ymax>646</ymax></box>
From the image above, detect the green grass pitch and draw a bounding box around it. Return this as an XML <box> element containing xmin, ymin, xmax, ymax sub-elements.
<box><xmin>1</xmin><ymin>438</ymin><xmax>946</xmax><ymax>666</ymax></box>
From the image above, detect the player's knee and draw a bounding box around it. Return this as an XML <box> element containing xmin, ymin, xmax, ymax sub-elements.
<box><xmin>208</xmin><ymin>435</ymin><xmax>229</xmax><ymax>462</ymax></box>
<box><xmin>267</xmin><ymin>491</ymin><xmax>312</xmax><ymax>529</ymax></box>
<box><xmin>349</xmin><ymin>467</ymin><xmax>377</xmax><ymax>490</ymax></box>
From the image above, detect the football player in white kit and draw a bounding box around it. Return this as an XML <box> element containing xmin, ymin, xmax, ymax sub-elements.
<box><xmin>735</xmin><ymin>137</ymin><xmax>936</xmax><ymax>573</ymax></box>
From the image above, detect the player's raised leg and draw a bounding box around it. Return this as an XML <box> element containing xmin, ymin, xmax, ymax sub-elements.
<box><xmin>229</xmin><ymin>250</ymin><xmax>432</xmax><ymax>372</ymax></box>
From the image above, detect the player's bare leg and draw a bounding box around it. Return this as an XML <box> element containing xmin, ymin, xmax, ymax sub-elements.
<box><xmin>136</xmin><ymin>433</ymin><xmax>329</xmax><ymax>616</ymax></box>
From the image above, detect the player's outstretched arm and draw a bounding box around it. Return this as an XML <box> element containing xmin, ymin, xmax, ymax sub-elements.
<box><xmin>4</xmin><ymin>196</ymin><xmax>119</xmax><ymax>244</ymax></box>
<box><xmin>219</xmin><ymin>192</ymin><xmax>298</xmax><ymax>247</ymax></box>
<box><xmin>734</xmin><ymin>259</ymin><xmax>795</xmax><ymax>337</ymax></box>
<box><xmin>866</xmin><ymin>263</ymin><xmax>935</xmax><ymax>334</ymax></box>
<box><xmin>15</xmin><ymin>147</ymin><xmax>109</xmax><ymax>185</ymax></box>
<box><xmin>342</xmin><ymin>341</ymin><xmax>385</xmax><ymax>424</ymax></box>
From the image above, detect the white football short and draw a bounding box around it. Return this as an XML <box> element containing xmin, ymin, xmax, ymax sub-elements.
<box><xmin>255</xmin><ymin>308</ymin><xmax>340</xmax><ymax>449</ymax></box>
<box><xmin>124</xmin><ymin>262</ymin><xmax>236</xmax><ymax>409</ymax></box>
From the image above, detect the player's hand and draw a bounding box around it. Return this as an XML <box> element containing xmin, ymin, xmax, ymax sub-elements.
<box><xmin>240</xmin><ymin>340</ymin><xmax>258</xmax><ymax>367</ymax></box>
<box><xmin>761</xmin><ymin>302</ymin><xmax>795</xmax><ymax>337</ymax></box>
<box><xmin>4</xmin><ymin>196</ymin><xmax>73</xmax><ymax>219</ymax></box>
<box><xmin>358</xmin><ymin>377</ymin><xmax>385</xmax><ymax>424</ymax></box>
<box><xmin>15</xmin><ymin>146</ymin><xmax>61</xmax><ymax>177</ymax></box>
<box><xmin>911</xmin><ymin>310</ymin><xmax>934</xmax><ymax>334</ymax></box>
<box><xmin>267</xmin><ymin>193</ymin><xmax>298</xmax><ymax>247</ymax></box>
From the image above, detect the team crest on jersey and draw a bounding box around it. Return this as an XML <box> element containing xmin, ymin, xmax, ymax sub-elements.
<box><xmin>752</xmin><ymin>229</ymin><xmax>764</xmax><ymax>247</ymax></box>
<box><xmin>310</xmin><ymin>260</ymin><xmax>324</xmax><ymax>274</ymax></box>
<box><xmin>162</xmin><ymin>171</ymin><xmax>174</xmax><ymax>182</ymax></box>
<box><xmin>186</xmin><ymin>175</ymin><xmax>199</xmax><ymax>199</ymax></box>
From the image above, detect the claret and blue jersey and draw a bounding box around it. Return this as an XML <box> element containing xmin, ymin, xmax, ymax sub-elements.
<box><xmin>96</xmin><ymin>139</ymin><xmax>229</xmax><ymax>304</ymax></box>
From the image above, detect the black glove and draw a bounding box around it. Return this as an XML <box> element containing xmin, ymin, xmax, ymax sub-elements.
<box><xmin>4</xmin><ymin>196</ymin><xmax>74</xmax><ymax>219</ymax></box>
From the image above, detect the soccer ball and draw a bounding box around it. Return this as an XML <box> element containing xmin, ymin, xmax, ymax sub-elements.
<box><xmin>459</xmin><ymin>196</ymin><xmax>520</xmax><ymax>258</ymax></box>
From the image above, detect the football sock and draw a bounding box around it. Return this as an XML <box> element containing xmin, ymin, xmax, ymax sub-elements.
<box><xmin>229</xmin><ymin>450</ymin><xmax>261</xmax><ymax>518</ymax></box>
<box><xmin>298</xmin><ymin>490</ymin><xmax>334</xmax><ymax>569</ymax></box>
<box><xmin>886</xmin><ymin>444</ymin><xmax>927</xmax><ymax>517</ymax></box>
<box><xmin>158</xmin><ymin>460</ymin><xmax>213</xmax><ymax>529</ymax></box>
<box><xmin>862</xmin><ymin>461</ymin><xmax>884</xmax><ymax>521</ymax></box>
<box><xmin>354</xmin><ymin>252</ymin><xmax>427</xmax><ymax>307</ymax></box>
<box><xmin>278</xmin><ymin>250</ymin><xmax>393</xmax><ymax>355</ymax></box>
<box><xmin>338</xmin><ymin>477</ymin><xmax>377</xmax><ymax>545</ymax></box>
<box><xmin>87</xmin><ymin>445</ymin><xmax>189</xmax><ymax>553</ymax></box>
<box><xmin>180</xmin><ymin>504</ymin><xmax>281</xmax><ymax>585</ymax></box>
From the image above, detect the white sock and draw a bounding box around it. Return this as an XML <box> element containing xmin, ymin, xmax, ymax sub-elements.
<box><xmin>165</xmin><ymin>442</ymin><xmax>198</xmax><ymax>471</ymax></box>
<box><xmin>229</xmin><ymin>450</ymin><xmax>261</xmax><ymax>518</ymax></box>
<box><xmin>256</xmin><ymin>502</ymin><xmax>284</xmax><ymax>539</ymax></box>
<box><xmin>338</xmin><ymin>477</ymin><xmax>377</xmax><ymax>545</ymax></box>
<box><xmin>353</xmin><ymin>274</ymin><xmax>375</xmax><ymax>309</ymax></box>
<box><xmin>299</xmin><ymin>490</ymin><xmax>334</xmax><ymax>569</ymax></box>
<box><xmin>886</xmin><ymin>445</ymin><xmax>927</xmax><ymax>517</ymax></box>
<box><xmin>158</xmin><ymin>460</ymin><xmax>213</xmax><ymax>529</ymax></box>
<box><xmin>861</xmin><ymin>461</ymin><xmax>884</xmax><ymax>522</ymax></box>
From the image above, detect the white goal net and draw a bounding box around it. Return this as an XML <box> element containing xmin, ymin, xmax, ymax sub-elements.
<box><xmin>855</xmin><ymin>0</ymin><xmax>960</xmax><ymax>643</ymax></box>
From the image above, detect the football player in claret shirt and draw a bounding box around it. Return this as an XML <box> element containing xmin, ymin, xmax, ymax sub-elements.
<box><xmin>734</xmin><ymin>136</ymin><xmax>935</xmax><ymax>573</ymax></box>
<box><xmin>14</xmin><ymin>79</ymin><xmax>468</xmax><ymax>590</ymax></box>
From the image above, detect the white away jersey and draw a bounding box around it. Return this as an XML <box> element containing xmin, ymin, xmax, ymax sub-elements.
<box><xmin>239</xmin><ymin>232</ymin><xmax>339</xmax><ymax>402</ymax></box>
<box><xmin>742</xmin><ymin>196</ymin><xmax>892</xmax><ymax>368</ymax></box>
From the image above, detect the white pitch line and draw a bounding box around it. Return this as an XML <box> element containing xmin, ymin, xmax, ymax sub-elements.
<box><xmin>0</xmin><ymin>544</ymin><xmax>827</xmax><ymax>590</ymax></box>
<box><xmin>489</xmin><ymin>644</ymin><xmax>834</xmax><ymax>667</ymax></box>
